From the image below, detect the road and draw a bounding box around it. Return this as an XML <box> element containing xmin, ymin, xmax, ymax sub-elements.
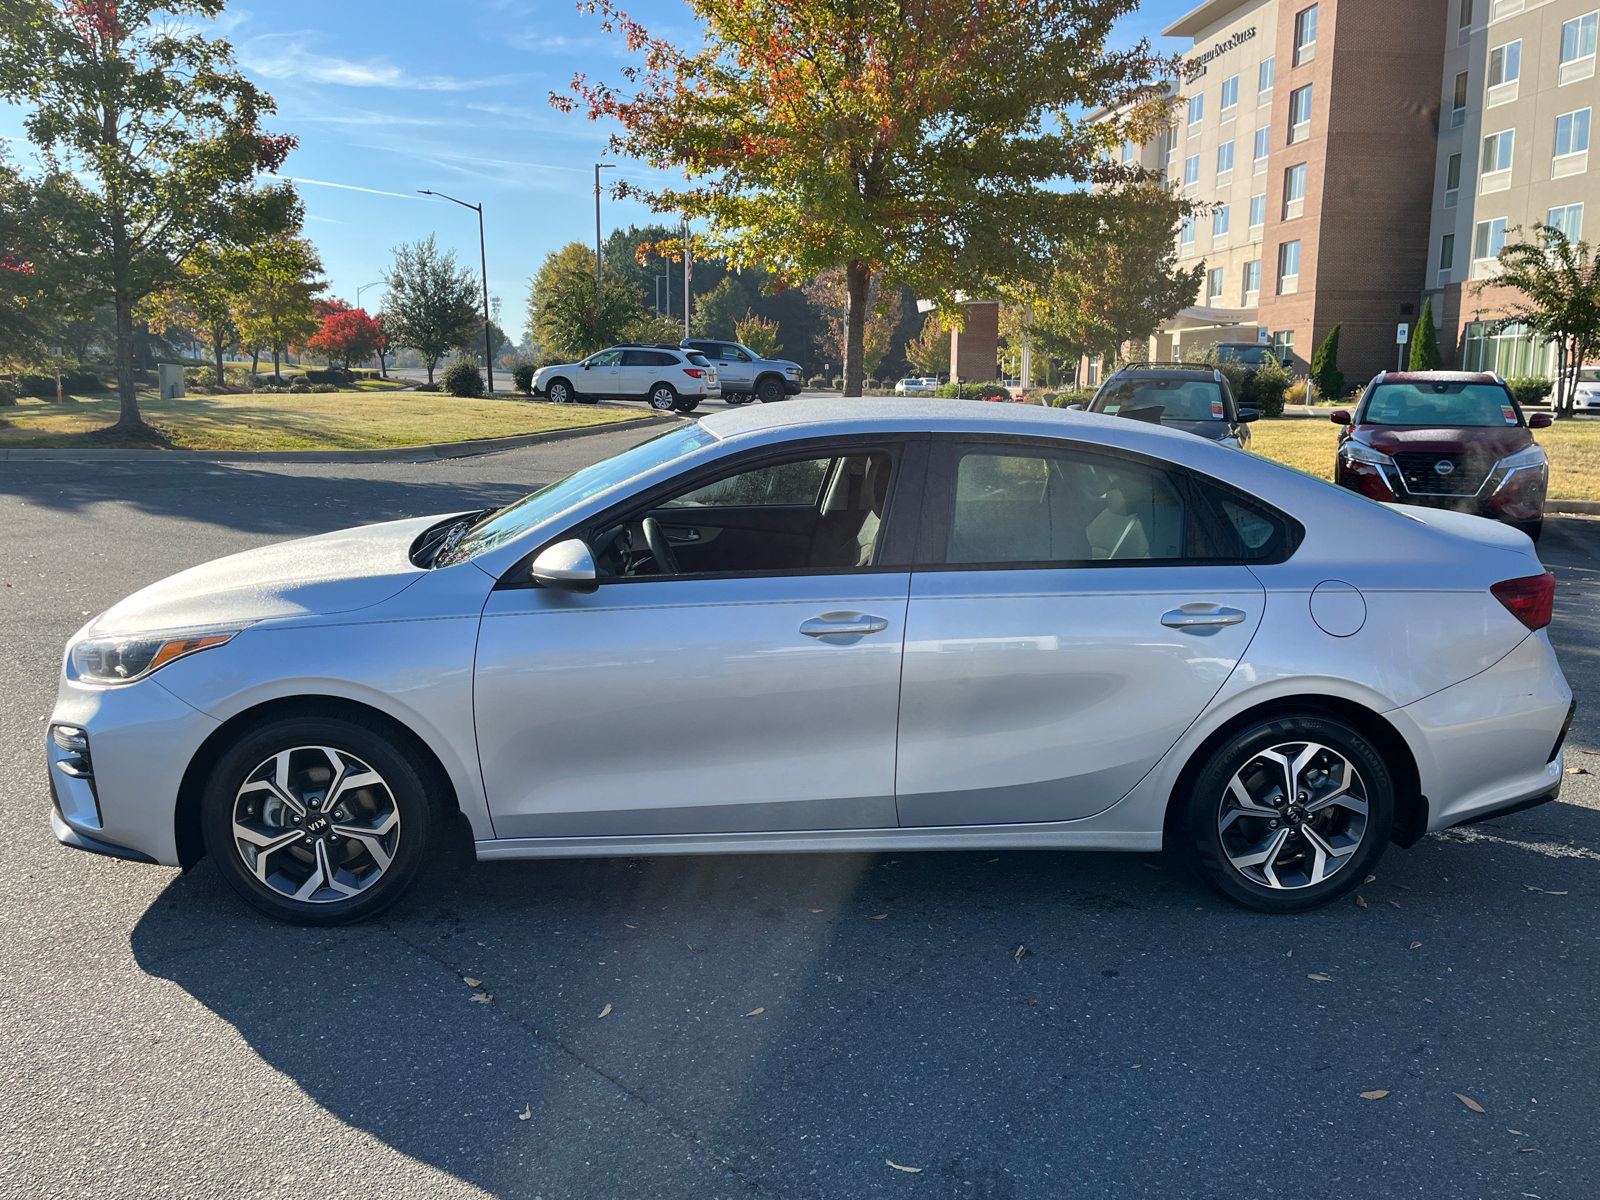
<box><xmin>1</xmin><ymin>430</ymin><xmax>1597</xmax><ymax>1200</ymax></box>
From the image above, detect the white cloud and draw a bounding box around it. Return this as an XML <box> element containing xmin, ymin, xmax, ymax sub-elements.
<box><xmin>267</xmin><ymin>175</ymin><xmax>429</xmax><ymax>201</ymax></box>
<box><xmin>239</xmin><ymin>34</ymin><xmax>526</xmax><ymax>92</ymax></box>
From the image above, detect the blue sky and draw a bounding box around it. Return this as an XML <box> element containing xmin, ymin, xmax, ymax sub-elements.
<box><xmin>1</xmin><ymin>0</ymin><xmax>1196</xmax><ymax>338</ymax></box>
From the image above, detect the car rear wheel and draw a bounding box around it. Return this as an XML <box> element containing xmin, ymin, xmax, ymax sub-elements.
<box><xmin>545</xmin><ymin>378</ymin><xmax>573</xmax><ymax>405</ymax></box>
<box><xmin>1181</xmin><ymin>714</ymin><xmax>1394</xmax><ymax>913</ymax></box>
<box><xmin>757</xmin><ymin>376</ymin><xmax>786</xmax><ymax>404</ymax></box>
<box><xmin>201</xmin><ymin>714</ymin><xmax>437</xmax><ymax>925</ymax></box>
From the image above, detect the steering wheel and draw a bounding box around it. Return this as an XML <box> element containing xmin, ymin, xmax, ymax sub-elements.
<box><xmin>641</xmin><ymin>518</ymin><xmax>680</xmax><ymax>575</ymax></box>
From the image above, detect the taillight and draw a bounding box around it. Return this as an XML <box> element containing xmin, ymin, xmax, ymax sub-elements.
<box><xmin>1491</xmin><ymin>572</ymin><xmax>1555</xmax><ymax>631</ymax></box>
<box><xmin>682</xmin><ymin>368</ymin><xmax>706</xmax><ymax>379</ymax></box>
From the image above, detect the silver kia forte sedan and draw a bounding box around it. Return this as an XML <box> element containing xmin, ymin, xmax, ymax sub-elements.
<box><xmin>46</xmin><ymin>400</ymin><xmax>1573</xmax><ymax>923</ymax></box>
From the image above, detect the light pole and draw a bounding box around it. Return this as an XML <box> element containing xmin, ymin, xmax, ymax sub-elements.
<box><xmin>356</xmin><ymin>280</ymin><xmax>383</xmax><ymax>310</ymax></box>
<box><xmin>418</xmin><ymin>189</ymin><xmax>495</xmax><ymax>393</ymax></box>
<box><xmin>595</xmin><ymin>162</ymin><xmax>615</xmax><ymax>344</ymax></box>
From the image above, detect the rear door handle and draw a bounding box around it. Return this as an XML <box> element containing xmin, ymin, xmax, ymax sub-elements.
<box><xmin>1161</xmin><ymin>605</ymin><xmax>1248</xmax><ymax>629</ymax></box>
<box><xmin>800</xmin><ymin>612</ymin><xmax>889</xmax><ymax>638</ymax></box>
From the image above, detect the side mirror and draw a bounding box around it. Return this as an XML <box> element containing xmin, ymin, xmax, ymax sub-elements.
<box><xmin>1238</xmin><ymin>407</ymin><xmax>1260</xmax><ymax>423</ymax></box>
<box><xmin>529</xmin><ymin>538</ymin><xmax>598</xmax><ymax>593</ymax></box>
<box><xmin>583</xmin><ymin>362</ymin><xmax>592</xmax><ymax>370</ymax></box>
<box><xmin>1066</xmin><ymin>402</ymin><xmax>1085</xmax><ymax>411</ymax></box>
<box><xmin>1529</xmin><ymin>412</ymin><xmax>1554</xmax><ymax>429</ymax></box>
<box><xmin>1330</xmin><ymin>409</ymin><xmax>1352</xmax><ymax>425</ymax></box>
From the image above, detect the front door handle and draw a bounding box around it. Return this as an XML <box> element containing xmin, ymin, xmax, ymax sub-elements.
<box><xmin>800</xmin><ymin>612</ymin><xmax>890</xmax><ymax>639</ymax></box>
<box><xmin>1161</xmin><ymin>604</ymin><xmax>1249</xmax><ymax>629</ymax></box>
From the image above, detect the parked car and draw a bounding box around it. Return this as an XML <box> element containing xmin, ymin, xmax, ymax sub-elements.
<box><xmin>532</xmin><ymin>345</ymin><xmax>720</xmax><ymax>411</ymax></box>
<box><xmin>1086</xmin><ymin>363</ymin><xmax>1258</xmax><ymax>448</ymax></box>
<box><xmin>680</xmin><ymin>340</ymin><xmax>803</xmax><ymax>404</ymax></box>
<box><xmin>1331</xmin><ymin>370</ymin><xmax>1552</xmax><ymax>541</ymax></box>
<box><xmin>1214</xmin><ymin>341</ymin><xmax>1284</xmax><ymax>371</ymax></box>
<box><xmin>49</xmin><ymin>399</ymin><xmax>1570</xmax><ymax>924</ymax></box>
<box><xmin>894</xmin><ymin>377</ymin><xmax>940</xmax><ymax>395</ymax></box>
<box><xmin>1568</xmin><ymin>366</ymin><xmax>1600</xmax><ymax>413</ymax></box>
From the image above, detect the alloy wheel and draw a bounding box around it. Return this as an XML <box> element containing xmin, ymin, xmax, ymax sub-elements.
<box><xmin>231</xmin><ymin>746</ymin><xmax>401</xmax><ymax>904</ymax></box>
<box><xmin>650</xmin><ymin>386</ymin><xmax>677</xmax><ymax>411</ymax></box>
<box><xmin>1216</xmin><ymin>741</ymin><xmax>1369</xmax><ymax>890</ymax></box>
<box><xmin>547</xmin><ymin>381</ymin><xmax>569</xmax><ymax>404</ymax></box>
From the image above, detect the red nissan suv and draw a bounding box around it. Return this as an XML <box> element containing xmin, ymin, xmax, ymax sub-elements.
<box><xmin>1331</xmin><ymin>371</ymin><xmax>1552</xmax><ymax>541</ymax></box>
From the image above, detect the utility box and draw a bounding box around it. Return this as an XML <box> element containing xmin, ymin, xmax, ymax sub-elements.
<box><xmin>158</xmin><ymin>363</ymin><xmax>186</xmax><ymax>400</ymax></box>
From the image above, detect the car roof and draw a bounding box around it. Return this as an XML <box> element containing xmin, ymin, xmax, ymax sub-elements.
<box><xmin>1373</xmin><ymin>371</ymin><xmax>1500</xmax><ymax>385</ymax></box>
<box><xmin>1104</xmin><ymin>367</ymin><xmax>1220</xmax><ymax>382</ymax></box>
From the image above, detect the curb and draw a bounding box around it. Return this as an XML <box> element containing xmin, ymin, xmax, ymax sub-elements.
<box><xmin>1547</xmin><ymin>500</ymin><xmax>1600</xmax><ymax>516</ymax></box>
<box><xmin>0</xmin><ymin>412</ymin><xmax>677</xmax><ymax>463</ymax></box>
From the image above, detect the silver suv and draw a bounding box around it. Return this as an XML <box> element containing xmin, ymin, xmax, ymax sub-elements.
<box><xmin>682</xmin><ymin>340</ymin><xmax>804</xmax><ymax>405</ymax></box>
<box><xmin>533</xmin><ymin>345</ymin><xmax>720</xmax><ymax>412</ymax></box>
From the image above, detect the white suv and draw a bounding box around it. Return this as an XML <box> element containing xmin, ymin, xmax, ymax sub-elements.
<box><xmin>533</xmin><ymin>345</ymin><xmax>721</xmax><ymax>412</ymax></box>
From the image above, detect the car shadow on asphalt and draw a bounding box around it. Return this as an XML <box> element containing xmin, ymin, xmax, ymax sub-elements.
<box><xmin>128</xmin><ymin>797</ymin><xmax>1600</xmax><ymax>1200</ymax></box>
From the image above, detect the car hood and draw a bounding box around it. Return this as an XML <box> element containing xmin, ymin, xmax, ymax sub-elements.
<box><xmin>89</xmin><ymin>514</ymin><xmax>452</xmax><ymax>636</ymax></box>
<box><xmin>1354</xmin><ymin>424</ymin><xmax>1531</xmax><ymax>456</ymax></box>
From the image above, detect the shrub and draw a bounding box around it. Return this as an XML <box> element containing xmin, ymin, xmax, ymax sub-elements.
<box><xmin>936</xmin><ymin>382</ymin><xmax>1010</xmax><ymax>400</ymax></box>
<box><xmin>310</xmin><ymin>382</ymin><xmax>340</xmax><ymax>393</ymax></box>
<box><xmin>512</xmin><ymin>361</ymin><xmax>538</xmax><ymax>395</ymax></box>
<box><xmin>303</xmin><ymin>366</ymin><xmax>354</xmax><ymax>386</ymax></box>
<box><xmin>1285</xmin><ymin>380</ymin><xmax>1309</xmax><ymax>406</ymax></box>
<box><xmin>830</xmin><ymin>375</ymin><xmax>844</xmax><ymax>390</ymax></box>
<box><xmin>288</xmin><ymin>382</ymin><xmax>312</xmax><ymax>394</ymax></box>
<box><xmin>806</xmin><ymin>375</ymin><xmax>829</xmax><ymax>389</ymax></box>
<box><xmin>18</xmin><ymin>370</ymin><xmax>106</xmax><ymax>396</ymax></box>
<box><xmin>441</xmin><ymin>360</ymin><xmax>486</xmax><ymax>397</ymax></box>
<box><xmin>1241</xmin><ymin>358</ymin><xmax>1292</xmax><ymax>417</ymax></box>
<box><xmin>1410</xmin><ymin>300</ymin><xmax>1443</xmax><ymax>371</ymax></box>
<box><xmin>1507</xmin><ymin>376</ymin><xmax>1553</xmax><ymax>406</ymax></box>
<box><xmin>253</xmin><ymin>382</ymin><xmax>289</xmax><ymax>394</ymax></box>
<box><xmin>1310</xmin><ymin>322</ymin><xmax>1345</xmax><ymax>403</ymax></box>
<box><xmin>1051</xmin><ymin>389</ymin><xmax>1097</xmax><ymax>408</ymax></box>
<box><xmin>0</xmin><ymin>378</ymin><xmax>16</xmax><ymax>406</ymax></box>
<box><xmin>413</xmin><ymin>382</ymin><xmax>441</xmax><ymax>392</ymax></box>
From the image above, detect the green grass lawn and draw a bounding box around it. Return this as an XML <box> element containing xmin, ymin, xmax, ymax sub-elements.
<box><xmin>1248</xmin><ymin>416</ymin><xmax>1600</xmax><ymax>501</ymax></box>
<box><xmin>0</xmin><ymin>391</ymin><xmax>647</xmax><ymax>451</ymax></box>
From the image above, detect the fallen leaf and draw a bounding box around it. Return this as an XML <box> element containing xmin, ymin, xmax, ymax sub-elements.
<box><xmin>1397</xmin><ymin>884</ymin><xmax>1411</xmax><ymax>890</ymax></box>
<box><xmin>518</xmin><ymin>1104</ymin><xmax>531</xmax><ymax>1121</ymax></box>
<box><xmin>1389</xmin><ymin>900</ymin><xmax>1402</xmax><ymax>909</ymax></box>
<box><xmin>625</xmin><ymin>923</ymin><xmax>636</xmax><ymax>929</ymax></box>
<box><xmin>463</xmin><ymin>977</ymin><xmax>481</xmax><ymax>988</ymax></box>
<box><xmin>1131</xmin><ymin>1063</ymin><xmax>1141</xmax><ymax>1069</ymax></box>
<box><xmin>470</xmin><ymin>992</ymin><xmax>493</xmax><ymax>1004</ymax></box>
<box><xmin>1455</xmin><ymin>1093</ymin><xmax>1486</xmax><ymax>1113</ymax></box>
<box><xmin>985</xmin><ymin>858</ymin><xmax>999</xmax><ymax>863</ymax></box>
<box><xmin>1410</xmin><ymin>941</ymin><xmax>1423</xmax><ymax>949</ymax></box>
<box><xmin>1360</xmin><ymin>1090</ymin><xmax>1390</xmax><ymax>1100</ymax></box>
<box><xmin>1365</xmin><ymin>874</ymin><xmax>1377</xmax><ymax>883</ymax></box>
<box><xmin>885</xmin><ymin>1160</ymin><xmax>922</xmax><ymax>1174</ymax></box>
<box><xmin>745</xmin><ymin>1006</ymin><xmax>765</xmax><ymax>1017</ymax></box>
<box><xmin>1356</xmin><ymin>895</ymin><xmax>1368</xmax><ymax>908</ymax></box>
<box><xmin>1014</xmin><ymin>944</ymin><xmax>1029</xmax><ymax>964</ymax></box>
<box><xmin>1508</xmin><ymin>1128</ymin><xmax>1524</xmax><ymax>1135</ymax></box>
<box><xmin>1286</xmin><ymin>949</ymin><xmax>1294</xmax><ymax>958</ymax></box>
<box><xmin>598</xmin><ymin>1003</ymin><xmax>612</xmax><ymax>1019</ymax></box>
<box><xmin>1525</xmin><ymin>885</ymin><xmax>1570</xmax><ymax>895</ymax></box>
<box><xmin>1567</xmin><ymin>767</ymin><xmax>1590</xmax><ymax>775</ymax></box>
<box><xmin>808</xmin><ymin>908</ymin><xmax>823</xmax><ymax>913</ymax></box>
<box><xmin>1307</xmin><ymin>973</ymin><xmax>1333</xmax><ymax>982</ymax></box>
<box><xmin>1143</xmin><ymin>863</ymin><xmax>1162</xmax><ymax>871</ymax></box>
<box><xmin>870</xmin><ymin>913</ymin><xmax>888</xmax><ymax>920</ymax></box>
<box><xmin>1518</xmin><ymin>1148</ymin><xmax>1537</xmax><ymax>1154</ymax></box>
<box><xmin>1027</xmin><ymin>999</ymin><xmax>1037</xmax><ymax>1006</ymax></box>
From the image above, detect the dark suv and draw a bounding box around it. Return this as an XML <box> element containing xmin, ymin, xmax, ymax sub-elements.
<box><xmin>1332</xmin><ymin>371</ymin><xmax>1552</xmax><ymax>541</ymax></box>
<box><xmin>1086</xmin><ymin>363</ymin><xmax>1258</xmax><ymax>448</ymax></box>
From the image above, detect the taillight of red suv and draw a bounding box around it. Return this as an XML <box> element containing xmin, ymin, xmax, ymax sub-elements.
<box><xmin>1491</xmin><ymin>572</ymin><xmax>1555</xmax><ymax>631</ymax></box>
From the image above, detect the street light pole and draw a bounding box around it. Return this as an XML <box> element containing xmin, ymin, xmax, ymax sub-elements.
<box><xmin>595</xmin><ymin>163</ymin><xmax>615</xmax><ymax>344</ymax></box>
<box><xmin>355</xmin><ymin>280</ymin><xmax>383</xmax><ymax>309</ymax></box>
<box><xmin>418</xmin><ymin>189</ymin><xmax>494</xmax><ymax>394</ymax></box>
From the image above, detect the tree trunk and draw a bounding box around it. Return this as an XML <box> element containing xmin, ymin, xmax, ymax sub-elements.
<box><xmin>426</xmin><ymin>357</ymin><xmax>437</xmax><ymax>385</ymax></box>
<box><xmin>113</xmin><ymin>296</ymin><xmax>143</xmax><ymax>429</ymax></box>
<box><xmin>272</xmin><ymin>348</ymin><xmax>281</xmax><ymax>381</ymax></box>
<box><xmin>213</xmin><ymin>327</ymin><xmax>226</xmax><ymax>387</ymax></box>
<box><xmin>842</xmin><ymin>261</ymin><xmax>870</xmax><ymax>398</ymax></box>
<box><xmin>251</xmin><ymin>349</ymin><xmax>259</xmax><ymax>376</ymax></box>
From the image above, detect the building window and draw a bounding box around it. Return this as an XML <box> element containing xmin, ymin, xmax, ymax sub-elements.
<box><xmin>1249</xmin><ymin>193</ymin><xmax>1267</xmax><ymax>229</ymax></box>
<box><xmin>1562</xmin><ymin>12</ymin><xmax>1598</xmax><ymax>64</ymax></box>
<box><xmin>1221</xmin><ymin>75</ymin><xmax>1239</xmax><ymax>113</ymax></box>
<box><xmin>1465</xmin><ymin>322</ymin><xmax>1550</xmax><ymax>376</ymax></box>
<box><xmin>1283</xmin><ymin>163</ymin><xmax>1307</xmax><ymax>219</ymax></box>
<box><xmin>1278</xmin><ymin>240</ymin><xmax>1301</xmax><ymax>294</ymax></box>
<box><xmin>1208</xmin><ymin>268</ymin><xmax>1226</xmax><ymax>303</ymax></box>
<box><xmin>1164</xmin><ymin>126</ymin><xmax>1177</xmax><ymax>165</ymax></box>
<box><xmin>1474</xmin><ymin>216</ymin><xmax>1509</xmax><ymax>261</ymax></box>
<box><xmin>1244</xmin><ymin>259</ymin><xmax>1262</xmax><ymax>300</ymax></box>
<box><xmin>1217</xmin><ymin>140</ymin><xmax>1235</xmax><ymax>175</ymax></box>
<box><xmin>1289</xmin><ymin>85</ymin><xmax>1313</xmax><ymax>143</ymax></box>
<box><xmin>1451</xmin><ymin>73</ymin><xmax>1469</xmax><ymax>129</ymax></box>
<box><xmin>1259</xmin><ymin>57</ymin><xmax>1275</xmax><ymax>95</ymax></box>
<box><xmin>1488</xmin><ymin>42</ymin><xmax>1520</xmax><ymax>87</ymax></box>
<box><xmin>1184</xmin><ymin>154</ymin><xmax>1201</xmax><ymax>186</ymax></box>
<box><xmin>1294</xmin><ymin>6</ymin><xmax>1318</xmax><ymax>66</ymax></box>
<box><xmin>1548</xmin><ymin>203</ymin><xmax>1584</xmax><ymax>242</ymax></box>
<box><xmin>1121</xmin><ymin>142</ymin><xmax>1136</xmax><ymax>164</ymax></box>
<box><xmin>1189</xmin><ymin>94</ymin><xmax>1205</xmax><ymax>127</ymax></box>
<box><xmin>1253</xmin><ymin>126</ymin><xmax>1270</xmax><ymax>171</ymax></box>
<box><xmin>1460</xmin><ymin>0</ymin><xmax>1473</xmax><ymax>28</ymax></box>
<box><xmin>1555</xmin><ymin>109</ymin><xmax>1591</xmax><ymax>157</ymax></box>
<box><xmin>1180</xmin><ymin>217</ymin><xmax>1196</xmax><ymax>249</ymax></box>
<box><xmin>1214</xmin><ymin>205</ymin><xmax>1231</xmax><ymax>237</ymax></box>
<box><xmin>1273</xmin><ymin>330</ymin><xmax>1296</xmax><ymax>363</ymax></box>
<box><xmin>1445</xmin><ymin>153</ymin><xmax>1463</xmax><ymax>208</ymax></box>
<box><xmin>1481</xmin><ymin>129</ymin><xmax>1514</xmax><ymax>177</ymax></box>
<box><xmin>1441</xmin><ymin>233</ymin><xmax>1456</xmax><ymax>271</ymax></box>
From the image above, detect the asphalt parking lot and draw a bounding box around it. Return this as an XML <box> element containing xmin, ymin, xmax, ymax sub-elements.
<box><xmin>1</xmin><ymin>427</ymin><xmax>1598</xmax><ymax>1200</ymax></box>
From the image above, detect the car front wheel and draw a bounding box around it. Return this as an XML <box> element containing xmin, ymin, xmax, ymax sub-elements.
<box><xmin>200</xmin><ymin>713</ymin><xmax>438</xmax><ymax>925</ymax></box>
<box><xmin>648</xmin><ymin>383</ymin><xmax>679</xmax><ymax>411</ymax></box>
<box><xmin>545</xmin><ymin>378</ymin><xmax>573</xmax><ymax>404</ymax></box>
<box><xmin>757</xmin><ymin>377</ymin><xmax>786</xmax><ymax>404</ymax></box>
<box><xmin>1181</xmin><ymin>713</ymin><xmax>1394</xmax><ymax>913</ymax></box>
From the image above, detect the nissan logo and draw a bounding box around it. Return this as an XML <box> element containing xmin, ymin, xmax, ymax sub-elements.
<box><xmin>1433</xmin><ymin>459</ymin><xmax>1455</xmax><ymax>477</ymax></box>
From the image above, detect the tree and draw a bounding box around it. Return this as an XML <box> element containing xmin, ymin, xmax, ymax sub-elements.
<box><xmin>309</xmin><ymin>307</ymin><xmax>384</xmax><ymax>369</ymax></box>
<box><xmin>692</xmin><ymin>275</ymin><xmax>753</xmax><ymax>340</ymax></box>
<box><xmin>735</xmin><ymin>311</ymin><xmax>782</xmax><ymax>358</ymax></box>
<box><xmin>803</xmin><ymin>268</ymin><xmax>901</xmax><ymax>378</ymax></box>
<box><xmin>526</xmin><ymin>241</ymin><xmax>641</xmax><ymax>361</ymax></box>
<box><xmin>147</xmin><ymin>244</ymin><xmax>253</xmax><ymax>385</ymax></box>
<box><xmin>904</xmin><ymin>313</ymin><xmax>948</xmax><ymax>377</ymax></box>
<box><xmin>0</xmin><ymin>0</ymin><xmax>300</xmax><ymax>432</ymax></box>
<box><xmin>560</xmin><ymin>0</ymin><xmax>1180</xmax><ymax>396</ymax></box>
<box><xmin>382</xmin><ymin>235</ymin><xmax>481</xmax><ymax>384</ymax></box>
<box><xmin>1310</xmin><ymin>322</ymin><xmax>1345</xmax><ymax>403</ymax></box>
<box><xmin>1410</xmin><ymin>298</ymin><xmax>1444</xmax><ymax>371</ymax></box>
<box><xmin>1479</xmin><ymin>223</ymin><xmax>1600</xmax><ymax>417</ymax></box>
<box><xmin>234</xmin><ymin>234</ymin><xmax>324</xmax><ymax>381</ymax></box>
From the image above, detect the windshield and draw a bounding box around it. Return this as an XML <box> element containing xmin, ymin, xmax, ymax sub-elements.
<box><xmin>1580</xmin><ymin>368</ymin><xmax>1600</xmax><ymax>383</ymax></box>
<box><xmin>436</xmin><ymin>424</ymin><xmax>720</xmax><ymax>566</ymax></box>
<box><xmin>1091</xmin><ymin>378</ymin><xmax>1226</xmax><ymax>421</ymax></box>
<box><xmin>1216</xmin><ymin>345</ymin><xmax>1275</xmax><ymax>366</ymax></box>
<box><xmin>1362</xmin><ymin>382</ymin><xmax>1521</xmax><ymax>427</ymax></box>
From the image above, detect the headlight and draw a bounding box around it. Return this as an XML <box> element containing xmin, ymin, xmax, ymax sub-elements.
<box><xmin>1340</xmin><ymin>442</ymin><xmax>1394</xmax><ymax>467</ymax></box>
<box><xmin>70</xmin><ymin>626</ymin><xmax>247</xmax><ymax>685</ymax></box>
<box><xmin>1498</xmin><ymin>444</ymin><xmax>1548</xmax><ymax>470</ymax></box>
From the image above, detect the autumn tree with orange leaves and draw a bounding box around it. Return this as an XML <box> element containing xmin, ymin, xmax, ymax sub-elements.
<box><xmin>0</xmin><ymin>1</ymin><xmax>300</xmax><ymax>433</ymax></box>
<box><xmin>556</xmin><ymin>0</ymin><xmax>1187</xmax><ymax>396</ymax></box>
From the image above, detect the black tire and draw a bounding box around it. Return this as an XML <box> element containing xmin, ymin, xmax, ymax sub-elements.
<box><xmin>545</xmin><ymin>377</ymin><xmax>574</xmax><ymax>405</ymax></box>
<box><xmin>1180</xmin><ymin>713</ymin><xmax>1394</xmax><ymax>913</ymax></box>
<box><xmin>577</xmin><ymin>394</ymin><xmax>599</xmax><ymax>404</ymax></box>
<box><xmin>648</xmin><ymin>382</ymin><xmax>679</xmax><ymax>411</ymax></box>
<box><xmin>678</xmin><ymin>398</ymin><xmax>700</xmax><ymax>413</ymax></box>
<box><xmin>757</xmin><ymin>376</ymin><xmax>786</xmax><ymax>404</ymax></box>
<box><xmin>1509</xmin><ymin>517</ymin><xmax>1543</xmax><ymax>543</ymax></box>
<box><xmin>200</xmin><ymin>712</ymin><xmax>439</xmax><ymax>926</ymax></box>
<box><xmin>724</xmin><ymin>393</ymin><xmax>751</xmax><ymax>406</ymax></box>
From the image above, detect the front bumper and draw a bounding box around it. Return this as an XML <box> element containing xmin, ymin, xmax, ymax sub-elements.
<box><xmin>1336</xmin><ymin>456</ymin><xmax>1547</xmax><ymax>524</ymax></box>
<box><xmin>784</xmin><ymin>378</ymin><xmax>804</xmax><ymax>395</ymax></box>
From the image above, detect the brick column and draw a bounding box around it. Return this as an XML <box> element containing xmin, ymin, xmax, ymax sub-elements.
<box><xmin>949</xmin><ymin>301</ymin><xmax>1000</xmax><ymax>382</ymax></box>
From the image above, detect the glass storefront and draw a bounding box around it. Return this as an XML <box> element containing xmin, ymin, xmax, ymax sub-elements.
<box><xmin>1463</xmin><ymin>322</ymin><xmax>1552</xmax><ymax>376</ymax></box>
